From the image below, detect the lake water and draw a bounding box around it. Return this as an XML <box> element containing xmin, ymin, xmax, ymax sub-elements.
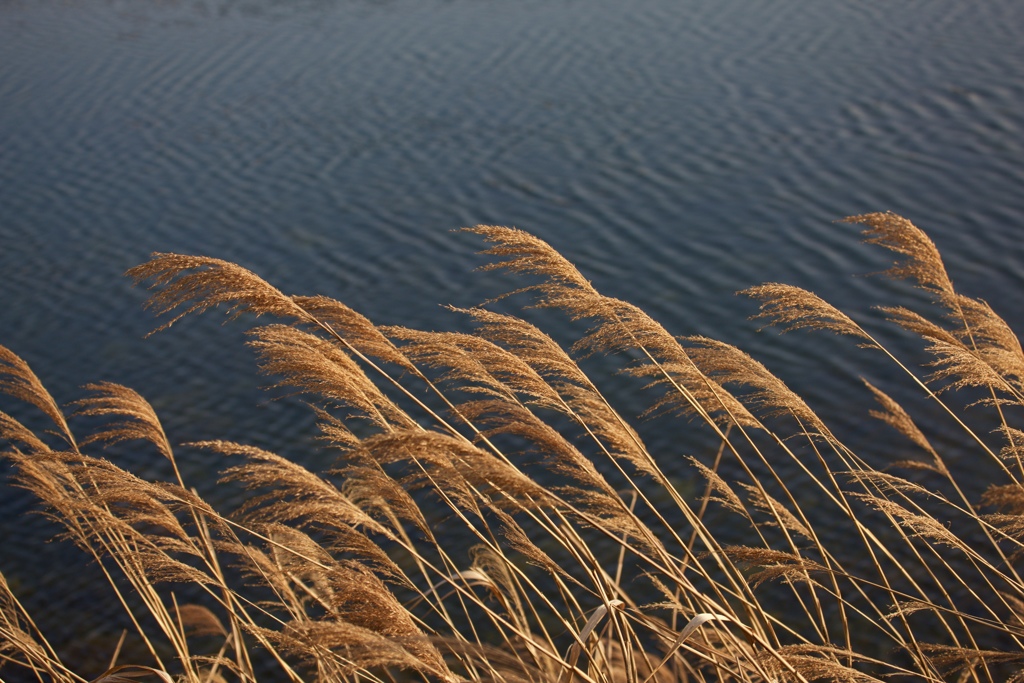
<box><xmin>2</xmin><ymin>0</ymin><xmax>1023</xmax><ymax>673</ymax></box>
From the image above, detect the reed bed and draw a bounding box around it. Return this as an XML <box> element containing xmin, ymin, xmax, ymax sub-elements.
<box><xmin>2</xmin><ymin>213</ymin><xmax>1024</xmax><ymax>682</ymax></box>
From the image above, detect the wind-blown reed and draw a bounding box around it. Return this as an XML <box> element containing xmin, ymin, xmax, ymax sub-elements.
<box><xmin>2</xmin><ymin>213</ymin><xmax>1024</xmax><ymax>682</ymax></box>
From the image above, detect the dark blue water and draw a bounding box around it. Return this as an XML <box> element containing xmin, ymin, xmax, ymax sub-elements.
<box><xmin>2</xmin><ymin>0</ymin><xmax>1023</xmax><ymax>673</ymax></box>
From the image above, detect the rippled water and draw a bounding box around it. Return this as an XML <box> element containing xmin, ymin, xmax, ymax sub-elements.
<box><xmin>2</xmin><ymin>0</ymin><xmax>1023</xmax><ymax>672</ymax></box>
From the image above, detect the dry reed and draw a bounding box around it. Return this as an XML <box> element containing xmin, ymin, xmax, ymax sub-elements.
<box><xmin>2</xmin><ymin>212</ymin><xmax>1024</xmax><ymax>682</ymax></box>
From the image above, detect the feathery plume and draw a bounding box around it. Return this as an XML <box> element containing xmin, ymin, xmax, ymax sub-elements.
<box><xmin>844</xmin><ymin>212</ymin><xmax>955</xmax><ymax>298</ymax></box>
<box><xmin>854</xmin><ymin>494</ymin><xmax>969</xmax><ymax>553</ymax></box>
<box><xmin>921</xmin><ymin>644</ymin><xmax>1024</xmax><ymax>678</ymax></box>
<box><xmin>387</xmin><ymin>327</ymin><xmax>560</xmax><ymax>408</ymax></box>
<box><xmin>684</xmin><ymin>336</ymin><xmax>828</xmax><ymax>434</ymax></box>
<box><xmin>688</xmin><ymin>456</ymin><xmax>747</xmax><ymax>518</ymax></box>
<box><xmin>126</xmin><ymin>253</ymin><xmax>306</xmax><ymax>332</ymax></box>
<box><xmin>339</xmin><ymin>464</ymin><xmax>433</xmax><ymax>538</ymax></box>
<box><xmin>293</xmin><ymin>295</ymin><xmax>416</xmax><ymax>371</ymax></box>
<box><xmin>74</xmin><ymin>382</ymin><xmax>174</xmax><ymax>462</ymax></box>
<box><xmin>945</xmin><ymin>294</ymin><xmax>1024</xmax><ymax>394</ymax></box>
<box><xmin>722</xmin><ymin>546</ymin><xmax>827</xmax><ymax>589</ymax></box>
<box><xmin>863</xmin><ymin>380</ymin><xmax>943</xmax><ymax>472</ymax></box>
<box><xmin>760</xmin><ymin>644</ymin><xmax>884</xmax><ymax>682</ymax></box>
<box><xmin>742</xmin><ymin>284</ymin><xmax>870</xmax><ymax>341</ymax></box>
<box><xmin>885</xmin><ymin>302</ymin><xmax>1024</xmax><ymax>400</ymax></box>
<box><xmin>0</xmin><ymin>410</ymin><xmax>51</xmax><ymax>454</ymax></box>
<box><xmin>997</xmin><ymin>427</ymin><xmax>1024</xmax><ymax>465</ymax></box>
<box><xmin>248</xmin><ymin>324</ymin><xmax>416</xmax><ymax>431</ymax></box>
<box><xmin>465</xmin><ymin>225</ymin><xmax>597</xmax><ymax>302</ymax></box>
<box><xmin>879</xmin><ymin>306</ymin><xmax>960</xmax><ymax>345</ymax></box>
<box><xmin>457</xmin><ymin>399</ymin><xmax>617</xmax><ymax>500</ymax></box>
<box><xmin>176</xmin><ymin>604</ymin><xmax>228</xmax><ymax>639</ymax></box>
<box><xmin>206</xmin><ymin>440</ymin><xmax>392</xmax><ymax>534</ymax></box>
<box><xmin>740</xmin><ymin>484</ymin><xmax>812</xmax><ymax>540</ymax></box>
<box><xmin>454</xmin><ymin>307</ymin><xmax>593</xmax><ymax>390</ymax></box>
<box><xmin>0</xmin><ymin>345</ymin><xmax>76</xmax><ymax>449</ymax></box>
<box><xmin>457</xmin><ymin>307</ymin><xmax>659</xmax><ymax>475</ymax></box>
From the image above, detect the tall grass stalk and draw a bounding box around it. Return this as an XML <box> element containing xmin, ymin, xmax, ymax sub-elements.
<box><xmin>3</xmin><ymin>213</ymin><xmax>1024</xmax><ymax>682</ymax></box>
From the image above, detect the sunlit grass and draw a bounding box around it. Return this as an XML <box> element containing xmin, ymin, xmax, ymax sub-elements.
<box><xmin>3</xmin><ymin>212</ymin><xmax>1024</xmax><ymax>682</ymax></box>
